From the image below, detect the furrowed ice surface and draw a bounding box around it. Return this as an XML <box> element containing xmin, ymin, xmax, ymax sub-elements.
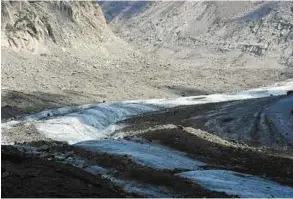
<box><xmin>74</xmin><ymin>139</ymin><xmax>205</xmax><ymax>170</ymax></box>
<box><xmin>266</xmin><ymin>95</ymin><xmax>293</xmax><ymax>145</ymax></box>
<box><xmin>178</xmin><ymin>170</ymin><xmax>293</xmax><ymax>198</ymax></box>
<box><xmin>25</xmin><ymin>103</ymin><xmax>160</xmax><ymax>121</ymax></box>
<box><xmin>8</xmin><ymin>80</ymin><xmax>290</xmax><ymax>145</ymax></box>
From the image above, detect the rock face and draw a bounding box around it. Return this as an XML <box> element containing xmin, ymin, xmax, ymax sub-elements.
<box><xmin>101</xmin><ymin>1</ymin><xmax>293</xmax><ymax>67</ymax></box>
<box><xmin>1</xmin><ymin>1</ymin><xmax>109</xmax><ymax>52</ymax></box>
<box><xmin>1</xmin><ymin>1</ymin><xmax>153</xmax><ymax>105</ymax></box>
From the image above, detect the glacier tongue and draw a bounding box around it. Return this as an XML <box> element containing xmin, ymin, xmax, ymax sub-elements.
<box><xmin>27</xmin><ymin>79</ymin><xmax>293</xmax><ymax>144</ymax></box>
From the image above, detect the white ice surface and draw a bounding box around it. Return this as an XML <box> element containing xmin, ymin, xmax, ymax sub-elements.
<box><xmin>123</xmin><ymin>79</ymin><xmax>293</xmax><ymax>106</ymax></box>
<box><xmin>1</xmin><ymin>120</ymin><xmax>21</xmax><ymax>130</ymax></box>
<box><xmin>34</xmin><ymin>103</ymin><xmax>160</xmax><ymax>144</ymax></box>
<box><xmin>74</xmin><ymin>139</ymin><xmax>205</xmax><ymax>170</ymax></box>
<box><xmin>178</xmin><ymin>170</ymin><xmax>293</xmax><ymax>198</ymax></box>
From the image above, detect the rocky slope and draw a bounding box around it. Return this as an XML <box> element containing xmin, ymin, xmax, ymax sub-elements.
<box><xmin>103</xmin><ymin>1</ymin><xmax>293</xmax><ymax>67</ymax></box>
<box><xmin>1</xmin><ymin>1</ymin><xmax>109</xmax><ymax>51</ymax></box>
<box><xmin>1</xmin><ymin>1</ymin><xmax>167</xmax><ymax>113</ymax></box>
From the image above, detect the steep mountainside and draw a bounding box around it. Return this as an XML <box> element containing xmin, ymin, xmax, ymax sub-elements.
<box><xmin>102</xmin><ymin>1</ymin><xmax>293</xmax><ymax>67</ymax></box>
<box><xmin>1</xmin><ymin>1</ymin><xmax>110</xmax><ymax>51</ymax></box>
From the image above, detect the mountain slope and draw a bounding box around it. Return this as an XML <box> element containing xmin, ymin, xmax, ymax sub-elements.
<box><xmin>1</xmin><ymin>1</ymin><xmax>169</xmax><ymax>112</ymax></box>
<box><xmin>1</xmin><ymin>1</ymin><xmax>109</xmax><ymax>51</ymax></box>
<box><xmin>104</xmin><ymin>1</ymin><xmax>293</xmax><ymax>67</ymax></box>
